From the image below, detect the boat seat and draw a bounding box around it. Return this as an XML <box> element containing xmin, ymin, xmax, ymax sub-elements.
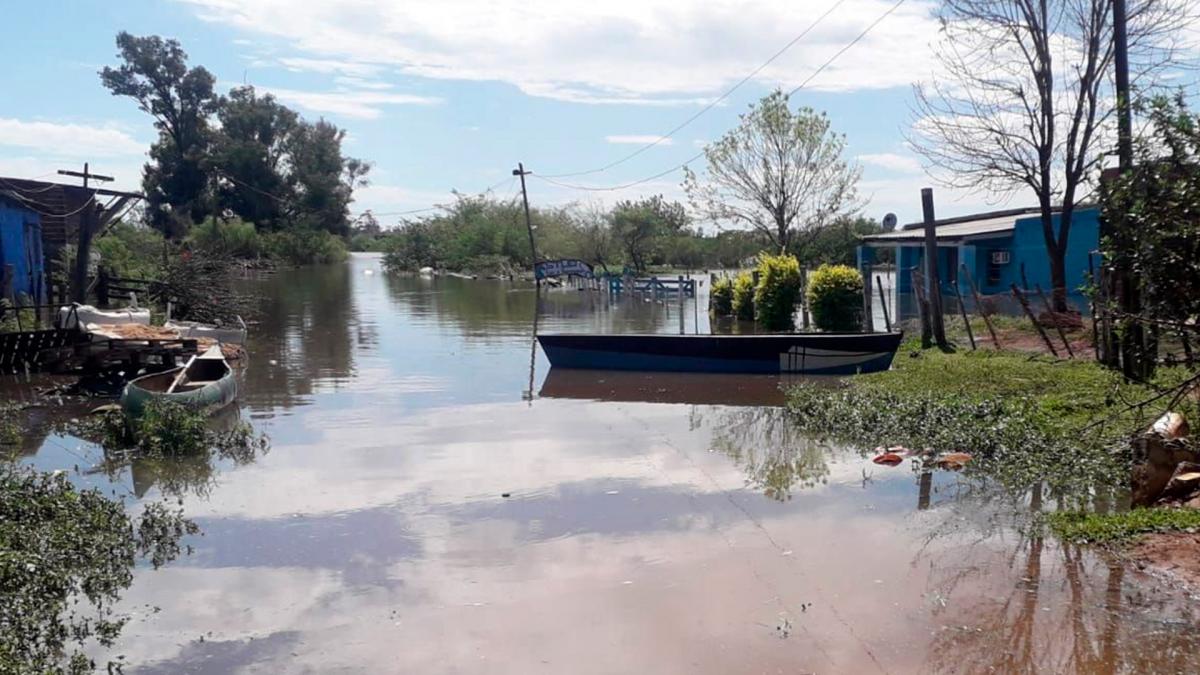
<box><xmin>180</xmin><ymin>379</ymin><xmax>221</xmax><ymax>387</ymax></box>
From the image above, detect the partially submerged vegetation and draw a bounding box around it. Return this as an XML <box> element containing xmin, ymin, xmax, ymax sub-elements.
<box><xmin>0</xmin><ymin>399</ymin><xmax>268</xmax><ymax>672</ymax></box>
<box><xmin>1047</xmin><ymin>508</ymin><xmax>1200</xmax><ymax>545</ymax></box>
<box><xmin>787</xmin><ymin>347</ymin><xmax>1197</xmax><ymax>494</ymax></box>
<box><xmin>0</xmin><ymin>464</ymin><xmax>197</xmax><ymax>674</ymax></box>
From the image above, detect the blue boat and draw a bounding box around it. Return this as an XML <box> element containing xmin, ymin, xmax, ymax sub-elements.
<box><xmin>537</xmin><ymin>332</ymin><xmax>904</xmax><ymax>375</ymax></box>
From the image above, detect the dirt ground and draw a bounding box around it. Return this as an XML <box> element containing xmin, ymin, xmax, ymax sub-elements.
<box><xmin>1130</xmin><ymin>532</ymin><xmax>1200</xmax><ymax>590</ymax></box>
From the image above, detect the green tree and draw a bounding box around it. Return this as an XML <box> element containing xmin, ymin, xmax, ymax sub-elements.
<box><xmin>101</xmin><ymin>32</ymin><xmax>219</xmax><ymax>237</ymax></box>
<box><xmin>684</xmin><ymin>91</ymin><xmax>861</xmax><ymax>257</ymax></box>
<box><xmin>286</xmin><ymin>119</ymin><xmax>371</xmax><ymax>236</ymax></box>
<box><xmin>211</xmin><ymin>86</ymin><xmax>298</xmax><ymax>230</ymax></box>
<box><xmin>1101</xmin><ymin>94</ymin><xmax>1200</xmax><ymax>376</ymax></box>
<box><xmin>611</xmin><ymin>195</ymin><xmax>688</xmax><ymax>272</ymax></box>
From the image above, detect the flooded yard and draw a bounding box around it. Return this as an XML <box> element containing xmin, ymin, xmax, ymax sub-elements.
<box><xmin>9</xmin><ymin>254</ymin><xmax>1200</xmax><ymax>673</ymax></box>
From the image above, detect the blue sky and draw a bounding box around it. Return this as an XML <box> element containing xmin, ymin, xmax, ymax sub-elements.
<box><xmin>0</xmin><ymin>0</ymin><xmax>1194</xmax><ymax>227</ymax></box>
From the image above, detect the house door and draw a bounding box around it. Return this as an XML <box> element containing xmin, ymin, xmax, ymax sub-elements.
<box><xmin>945</xmin><ymin>248</ymin><xmax>958</xmax><ymax>285</ymax></box>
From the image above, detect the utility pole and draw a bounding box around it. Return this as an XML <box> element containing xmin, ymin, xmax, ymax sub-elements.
<box><xmin>512</xmin><ymin>163</ymin><xmax>540</xmax><ymax>287</ymax></box>
<box><xmin>921</xmin><ymin>188</ymin><xmax>948</xmax><ymax>349</ymax></box>
<box><xmin>58</xmin><ymin>163</ymin><xmax>113</xmax><ymax>303</ymax></box>
<box><xmin>1111</xmin><ymin>0</ymin><xmax>1146</xmax><ymax>378</ymax></box>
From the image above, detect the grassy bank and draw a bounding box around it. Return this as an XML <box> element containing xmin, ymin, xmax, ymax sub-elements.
<box><xmin>1047</xmin><ymin>508</ymin><xmax>1200</xmax><ymax>545</ymax></box>
<box><xmin>787</xmin><ymin>347</ymin><xmax>1197</xmax><ymax>495</ymax></box>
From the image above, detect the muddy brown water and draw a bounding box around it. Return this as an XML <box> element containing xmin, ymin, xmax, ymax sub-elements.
<box><xmin>7</xmin><ymin>253</ymin><xmax>1200</xmax><ymax>674</ymax></box>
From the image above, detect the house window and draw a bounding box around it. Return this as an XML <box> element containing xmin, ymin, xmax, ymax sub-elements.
<box><xmin>990</xmin><ymin>250</ymin><xmax>1011</xmax><ymax>265</ymax></box>
<box><xmin>987</xmin><ymin>249</ymin><xmax>1010</xmax><ymax>285</ymax></box>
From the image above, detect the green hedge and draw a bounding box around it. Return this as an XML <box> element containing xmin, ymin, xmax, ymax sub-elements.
<box><xmin>753</xmin><ymin>254</ymin><xmax>802</xmax><ymax>330</ymax></box>
<box><xmin>806</xmin><ymin>263</ymin><xmax>863</xmax><ymax>331</ymax></box>
<box><xmin>732</xmin><ymin>272</ymin><xmax>756</xmax><ymax>320</ymax></box>
<box><xmin>710</xmin><ymin>276</ymin><xmax>734</xmax><ymax>316</ymax></box>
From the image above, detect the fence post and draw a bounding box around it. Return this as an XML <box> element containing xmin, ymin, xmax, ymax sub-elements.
<box><xmin>876</xmin><ymin>275</ymin><xmax>892</xmax><ymax>333</ymax></box>
<box><xmin>913</xmin><ymin>269</ymin><xmax>932</xmax><ymax>348</ymax></box>
<box><xmin>1011</xmin><ymin>284</ymin><xmax>1058</xmax><ymax>357</ymax></box>
<box><xmin>678</xmin><ymin>275</ymin><xmax>685</xmax><ymax>335</ymax></box>
<box><xmin>920</xmin><ymin>188</ymin><xmax>948</xmax><ymax>348</ymax></box>
<box><xmin>1034</xmin><ymin>284</ymin><xmax>1075</xmax><ymax>358</ymax></box>
<box><xmin>952</xmin><ymin>281</ymin><xmax>975</xmax><ymax>350</ymax></box>
<box><xmin>961</xmin><ymin>264</ymin><xmax>1001</xmax><ymax>350</ymax></box>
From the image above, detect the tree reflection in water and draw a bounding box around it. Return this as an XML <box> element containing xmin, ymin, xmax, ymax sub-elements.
<box><xmin>708</xmin><ymin>406</ymin><xmax>829</xmax><ymax>501</ymax></box>
<box><xmin>918</xmin><ymin>484</ymin><xmax>1200</xmax><ymax>674</ymax></box>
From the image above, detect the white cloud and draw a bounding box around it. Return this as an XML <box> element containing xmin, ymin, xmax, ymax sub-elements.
<box><xmin>0</xmin><ymin>118</ymin><xmax>146</xmax><ymax>158</ymax></box>
<box><xmin>605</xmin><ymin>135</ymin><xmax>674</xmax><ymax>146</ymax></box>
<box><xmin>857</xmin><ymin>152</ymin><xmax>922</xmax><ymax>174</ymax></box>
<box><xmin>181</xmin><ymin>0</ymin><xmax>940</xmax><ymax>104</ymax></box>
<box><xmin>278</xmin><ymin>57</ymin><xmax>384</xmax><ymax>78</ymax></box>
<box><xmin>256</xmin><ymin>86</ymin><xmax>443</xmax><ymax>119</ymax></box>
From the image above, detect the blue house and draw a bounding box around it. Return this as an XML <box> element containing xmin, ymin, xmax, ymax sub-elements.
<box><xmin>0</xmin><ymin>192</ymin><xmax>47</xmax><ymax>305</ymax></box>
<box><xmin>857</xmin><ymin>206</ymin><xmax>1100</xmax><ymax>320</ymax></box>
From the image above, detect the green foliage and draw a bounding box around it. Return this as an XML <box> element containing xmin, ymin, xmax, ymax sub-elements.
<box><xmin>103</xmin><ymin>34</ymin><xmax>369</xmax><ymax>240</ymax></box>
<box><xmin>95</xmin><ymin>221</ymin><xmax>166</xmax><ymax>280</ymax></box>
<box><xmin>1102</xmin><ymin>94</ymin><xmax>1200</xmax><ymax>328</ymax></box>
<box><xmin>732</xmin><ymin>272</ymin><xmax>756</xmax><ymax>321</ymax></box>
<box><xmin>800</xmin><ymin>216</ymin><xmax>892</xmax><ymax>267</ymax></box>
<box><xmin>0</xmin><ymin>463</ymin><xmax>198</xmax><ymax>673</ymax></box>
<box><xmin>263</xmin><ymin>229</ymin><xmax>348</xmax><ymax>265</ymax></box>
<box><xmin>684</xmin><ymin>90</ymin><xmax>861</xmax><ymax>257</ymax></box>
<box><xmin>753</xmin><ymin>253</ymin><xmax>802</xmax><ymax>330</ymax></box>
<box><xmin>1047</xmin><ymin>508</ymin><xmax>1200</xmax><ymax>545</ymax></box>
<box><xmin>610</xmin><ymin>195</ymin><xmax>688</xmax><ymax>272</ymax></box>
<box><xmin>188</xmin><ymin>217</ymin><xmax>263</xmax><ymax>259</ymax></box>
<box><xmin>806</xmin><ymin>263</ymin><xmax>863</xmax><ymax>331</ymax></box>
<box><xmin>710</xmin><ymin>276</ymin><xmax>734</xmax><ymax>316</ymax></box>
<box><xmin>0</xmin><ymin>403</ymin><xmax>20</xmax><ymax>447</ymax></box>
<box><xmin>101</xmin><ymin>32</ymin><xmax>219</xmax><ymax>237</ymax></box>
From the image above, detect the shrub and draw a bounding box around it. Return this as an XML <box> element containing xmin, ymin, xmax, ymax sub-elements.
<box><xmin>263</xmin><ymin>229</ymin><xmax>348</xmax><ymax>265</ymax></box>
<box><xmin>95</xmin><ymin>221</ymin><xmax>166</xmax><ymax>279</ymax></box>
<box><xmin>806</xmin><ymin>263</ymin><xmax>863</xmax><ymax>331</ymax></box>
<box><xmin>753</xmin><ymin>253</ymin><xmax>802</xmax><ymax>330</ymax></box>
<box><xmin>189</xmin><ymin>217</ymin><xmax>262</xmax><ymax>259</ymax></box>
<box><xmin>732</xmin><ymin>272</ymin><xmax>756</xmax><ymax>321</ymax></box>
<box><xmin>710</xmin><ymin>276</ymin><xmax>734</xmax><ymax>316</ymax></box>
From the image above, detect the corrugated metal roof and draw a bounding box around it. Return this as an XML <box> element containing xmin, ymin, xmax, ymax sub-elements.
<box><xmin>862</xmin><ymin>212</ymin><xmax>1021</xmax><ymax>243</ymax></box>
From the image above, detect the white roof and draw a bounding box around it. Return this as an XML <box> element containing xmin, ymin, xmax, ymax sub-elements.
<box><xmin>862</xmin><ymin>213</ymin><xmax>1022</xmax><ymax>243</ymax></box>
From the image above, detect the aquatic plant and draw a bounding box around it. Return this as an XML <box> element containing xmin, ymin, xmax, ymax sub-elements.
<box><xmin>0</xmin><ymin>463</ymin><xmax>197</xmax><ymax>673</ymax></box>
<box><xmin>731</xmin><ymin>271</ymin><xmax>756</xmax><ymax>321</ymax></box>
<box><xmin>1047</xmin><ymin>508</ymin><xmax>1200</xmax><ymax>544</ymax></box>
<box><xmin>805</xmin><ymin>263</ymin><xmax>863</xmax><ymax>332</ymax></box>
<box><xmin>709</xmin><ymin>276</ymin><xmax>734</xmax><ymax>316</ymax></box>
<box><xmin>753</xmin><ymin>253</ymin><xmax>802</xmax><ymax>330</ymax></box>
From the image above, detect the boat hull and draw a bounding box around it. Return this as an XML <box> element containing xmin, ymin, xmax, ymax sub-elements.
<box><xmin>120</xmin><ymin>362</ymin><xmax>238</xmax><ymax>419</ymax></box>
<box><xmin>537</xmin><ymin>332</ymin><xmax>903</xmax><ymax>375</ymax></box>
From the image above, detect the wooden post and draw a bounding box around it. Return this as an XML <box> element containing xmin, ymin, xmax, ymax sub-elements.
<box><xmin>961</xmin><ymin>264</ymin><xmax>1001</xmax><ymax>350</ymax></box>
<box><xmin>921</xmin><ymin>188</ymin><xmax>948</xmax><ymax>348</ymax></box>
<box><xmin>1011</xmin><ymin>284</ymin><xmax>1058</xmax><ymax>357</ymax></box>
<box><xmin>678</xmin><ymin>275</ymin><xmax>685</xmax><ymax>335</ymax></box>
<box><xmin>862</xmin><ymin>261</ymin><xmax>874</xmax><ymax>333</ymax></box>
<box><xmin>0</xmin><ymin>264</ymin><xmax>13</xmax><ymax>303</ymax></box>
<box><xmin>952</xmin><ymin>281</ymin><xmax>976</xmax><ymax>350</ymax></box>
<box><xmin>513</xmin><ymin>163</ymin><xmax>539</xmax><ymax>287</ymax></box>
<box><xmin>913</xmin><ymin>269</ymin><xmax>932</xmax><ymax>348</ymax></box>
<box><xmin>1034</xmin><ymin>283</ymin><xmax>1075</xmax><ymax>358</ymax></box>
<box><xmin>875</xmin><ymin>275</ymin><xmax>892</xmax><ymax>333</ymax></box>
<box><xmin>800</xmin><ymin>268</ymin><xmax>810</xmax><ymax>330</ymax></box>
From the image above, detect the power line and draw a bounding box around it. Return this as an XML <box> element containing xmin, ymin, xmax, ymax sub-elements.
<box><xmin>542</xmin><ymin>0</ymin><xmax>851</xmax><ymax>179</ymax></box>
<box><xmin>530</xmin><ymin>0</ymin><xmax>909</xmax><ymax>194</ymax></box>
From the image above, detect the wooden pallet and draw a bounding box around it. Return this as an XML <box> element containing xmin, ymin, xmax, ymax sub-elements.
<box><xmin>0</xmin><ymin>328</ymin><xmax>80</xmax><ymax>373</ymax></box>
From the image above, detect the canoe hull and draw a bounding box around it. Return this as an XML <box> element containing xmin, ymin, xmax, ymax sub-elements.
<box><xmin>537</xmin><ymin>332</ymin><xmax>903</xmax><ymax>375</ymax></box>
<box><xmin>120</xmin><ymin>356</ymin><xmax>238</xmax><ymax>419</ymax></box>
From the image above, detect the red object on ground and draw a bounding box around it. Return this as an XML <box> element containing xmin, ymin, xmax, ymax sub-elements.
<box><xmin>872</xmin><ymin>452</ymin><xmax>904</xmax><ymax>466</ymax></box>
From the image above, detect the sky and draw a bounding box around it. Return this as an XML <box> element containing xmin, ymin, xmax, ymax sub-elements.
<box><xmin>0</xmin><ymin>0</ymin><xmax>1194</xmax><ymax>228</ymax></box>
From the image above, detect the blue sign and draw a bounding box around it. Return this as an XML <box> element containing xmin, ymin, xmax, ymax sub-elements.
<box><xmin>535</xmin><ymin>259</ymin><xmax>594</xmax><ymax>280</ymax></box>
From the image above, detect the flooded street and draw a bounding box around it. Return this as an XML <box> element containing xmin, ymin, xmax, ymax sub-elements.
<box><xmin>11</xmin><ymin>254</ymin><xmax>1200</xmax><ymax>673</ymax></box>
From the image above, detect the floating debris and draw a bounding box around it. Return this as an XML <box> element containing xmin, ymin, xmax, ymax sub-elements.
<box><xmin>872</xmin><ymin>451</ymin><xmax>904</xmax><ymax>466</ymax></box>
<box><xmin>935</xmin><ymin>452</ymin><xmax>973</xmax><ymax>471</ymax></box>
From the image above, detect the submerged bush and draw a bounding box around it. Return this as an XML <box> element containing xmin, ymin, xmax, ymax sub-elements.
<box><xmin>189</xmin><ymin>217</ymin><xmax>262</xmax><ymax>259</ymax></box>
<box><xmin>263</xmin><ymin>229</ymin><xmax>348</xmax><ymax>265</ymax></box>
<box><xmin>0</xmin><ymin>463</ymin><xmax>197</xmax><ymax>673</ymax></box>
<box><xmin>710</xmin><ymin>276</ymin><xmax>734</xmax><ymax>316</ymax></box>
<box><xmin>753</xmin><ymin>254</ymin><xmax>802</xmax><ymax>330</ymax></box>
<box><xmin>732</xmin><ymin>272</ymin><xmax>756</xmax><ymax>321</ymax></box>
<box><xmin>806</xmin><ymin>263</ymin><xmax>863</xmax><ymax>332</ymax></box>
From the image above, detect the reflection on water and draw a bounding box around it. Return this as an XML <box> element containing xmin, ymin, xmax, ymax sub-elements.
<box><xmin>9</xmin><ymin>254</ymin><xmax>1200</xmax><ymax>673</ymax></box>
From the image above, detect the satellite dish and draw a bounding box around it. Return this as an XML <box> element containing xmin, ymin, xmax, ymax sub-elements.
<box><xmin>882</xmin><ymin>213</ymin><xmax>898</xmax><ymax>232</ymax></box>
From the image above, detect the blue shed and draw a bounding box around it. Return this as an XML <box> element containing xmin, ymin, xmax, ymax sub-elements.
<box><xmin>857</xmin><ymin>206</ymin><xmax>1100</xmax><ymax>320</ymax></box>
<box><xmin>0</xmin><ymin>192</ymin><xmax>47</xmax><ymax>304</ymax></box>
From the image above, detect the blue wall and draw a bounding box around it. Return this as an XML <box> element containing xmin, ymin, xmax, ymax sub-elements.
<box><xmin>0</xmin><ymin>199</ymin><xmax>46</xmax><ymax>303</ymax></box>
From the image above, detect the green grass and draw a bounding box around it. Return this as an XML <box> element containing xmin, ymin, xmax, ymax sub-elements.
<box><xmin>1048</xmin><ymin>508</ymin><xmax>1200</xmax><ymax>544</ymax></box>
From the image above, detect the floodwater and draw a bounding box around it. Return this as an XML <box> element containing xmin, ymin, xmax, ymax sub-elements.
<box><xmin>9</xmin><ymin>253</ymin><xmax>1200</xmax><ymax>674</ymax></box>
